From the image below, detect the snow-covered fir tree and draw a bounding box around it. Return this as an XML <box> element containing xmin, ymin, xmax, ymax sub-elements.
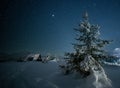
<box><xmin>60</xmin><ymin>12</ymin><xmax>114</xmax><ymax>78</ymax></box>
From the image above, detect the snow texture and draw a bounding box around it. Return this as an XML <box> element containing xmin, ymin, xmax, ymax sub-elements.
<box><xmin>80</xmin><ymin>55</ymin><xmax>112</xmax><ymax>88</ymax></box>
<box><xmin>113</xmin><ymin>48</ymin><xmax>120</xmax><ymax>58</ymax></box>
<box><xmin>0</xmin><ymin>60</ymin><xmax>120</xmax><ymax>88</ymax></box>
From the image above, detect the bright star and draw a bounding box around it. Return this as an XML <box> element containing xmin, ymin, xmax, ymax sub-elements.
<box><xmin>52</xmin><ymin>14</ymin><xmax>55</xmax><ymax>17</ymax></box>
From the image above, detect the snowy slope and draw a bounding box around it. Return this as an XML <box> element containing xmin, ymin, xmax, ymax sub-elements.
<box><xmin>103</xmin><ymin>48</ymin><xmax>120</xmax><ymax>66</ymax></box>
<box><xmin>0</xmin><ymin>61</ymin><xmax>120</xmax><ymax>88</ymax></box>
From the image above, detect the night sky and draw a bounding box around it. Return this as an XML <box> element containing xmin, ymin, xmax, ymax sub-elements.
<box><xmin>0</xmin><ymin>0</ymin><xmax>120</xmax><ymax>55</ymax></box>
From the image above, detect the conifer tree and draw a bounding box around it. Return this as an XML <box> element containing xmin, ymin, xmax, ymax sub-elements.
<box><xmin>60</xmin><ymin>12</ymin><xmax>114</xmax><ymax>77</ymax></box>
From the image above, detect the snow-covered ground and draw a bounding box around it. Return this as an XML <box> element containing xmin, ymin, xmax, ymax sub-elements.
<box><xmin>103</xmin><ymin>48</ymin><xmax>120</xmax><ymax>66</ymax></box>
<box><xmin>0</xmin><ymin>61</ymin><xmax>120</xmax><ymax>88</ymax></box>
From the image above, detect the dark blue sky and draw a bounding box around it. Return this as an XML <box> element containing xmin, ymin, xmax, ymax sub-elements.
<box><xmin>0</xmin><ymin>0</ymin><xmax>120</xmax><ymax>55</ymax></box>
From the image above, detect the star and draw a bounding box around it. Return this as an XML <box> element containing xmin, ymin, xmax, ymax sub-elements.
<box><xmin>52</xmin><ymin>14</ymin><xmax>55</xmax><ymax>17</ymax></box>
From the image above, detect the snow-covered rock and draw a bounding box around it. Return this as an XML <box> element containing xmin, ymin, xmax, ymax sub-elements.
<box><xmin>25</xmin><ymin>54</ymin><xmax>41</xmax><ymax>61</ymax></box>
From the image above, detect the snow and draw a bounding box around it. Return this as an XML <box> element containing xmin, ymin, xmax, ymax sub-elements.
<box><xmin>25</xmin><ymin>54</ymin><xmax>41</xmax><ymax>61</ymax></box>
<box><xmin>0</xmin><ymin>61</ymin><xmax>120</xmax><ymax>88</ymax></box>
<box><xmin>33</xmin><ymin>54</ymin><xmax>40</xmax><ymax>60</ymax></box>
<box><xmin>86</xmin><ymin>28</ymin><xmax>90</xmax><ymax>33</ymax></box>
<box><xmin>103</xmin><ymin>61</ymin><xmax>120</xmax><ymax>66</ymax></box>
<box><xmin>113</xmin><ymin>48</ymin><xmax>120</xmax><ymax>58</ymax></box>
<box><xmin>104</xmin><ymin>48</ymin><xmax>120</xmax><ymax>66</ymax></box>
<box><xmin>80</xmin><ymin>55</ymin><xmax>112</xmax><ymax>88</ymax></box>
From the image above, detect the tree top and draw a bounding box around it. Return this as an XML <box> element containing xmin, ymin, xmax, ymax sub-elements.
<box><xmin>83</xmin><ymin>11</ymin><xmax>89</xmax><ymax>21</ymax></box>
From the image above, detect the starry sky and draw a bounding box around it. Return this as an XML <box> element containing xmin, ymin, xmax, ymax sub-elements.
<box><xmin>0</xmin><ymin>0</ymin><xmax>120</xmax><ymax>55</ymax></box>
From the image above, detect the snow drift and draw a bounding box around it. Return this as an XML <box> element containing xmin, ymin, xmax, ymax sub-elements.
<box><xmin>80</xmin><ymin>55</ymin><xmax>112</xmax><ymax>88</ymax></box>
<box><xmin>0</xmin><ymin>61</ymin><xmax>120</xmax><ymax>88</ymax></box>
